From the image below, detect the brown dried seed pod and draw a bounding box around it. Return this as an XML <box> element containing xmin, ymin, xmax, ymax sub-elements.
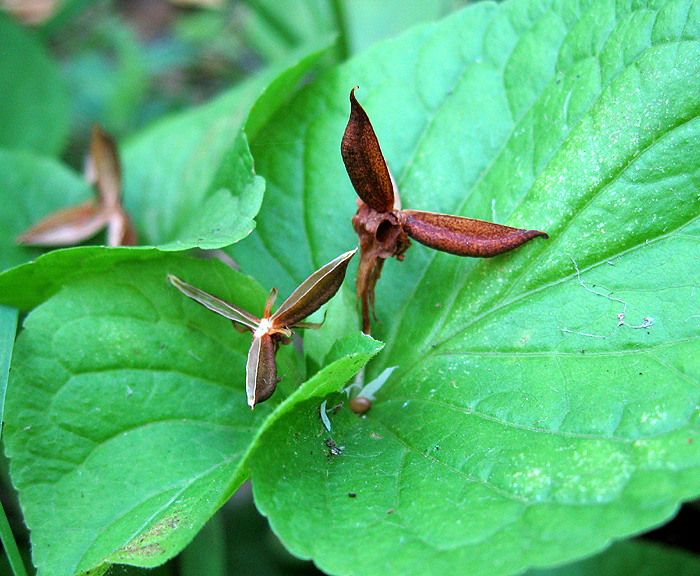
<box><xmin>246</xmin><ymin>333</ymin><xmax>279</xmax><ymax>406</ymax></box>
<box><xmin>169</xmin><ymin>249</ymin><xmax>358</xmax><ymax>408</ymax></box>
<box><xmin>341</xmin><ymin>87</ymin><xmax>395</xmax><ymax>213</ymax></box>
<box><xmin>340</xmin><ymin>88</ymin><xmax>549</xmax><ymax>335</ymax></box>
<box><xmin>401</xmin><ymin>210</ymin><xmax>549</xmax><ymax>257</ymax></box>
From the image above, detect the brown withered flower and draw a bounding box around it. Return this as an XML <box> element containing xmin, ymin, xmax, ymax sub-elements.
<box><xmin>341</xmin><ymin>87</ymin><xmax>548</xmax><ymax>333</ymax></box>
<box><xmin>168</xmin><ymin>249</ymin><xmax>357</xmax><ymax>408</ymax></box>
<box><xmin>17</xmin><ymin>126</ymin><xmax>137</xmax><ymax>248</ymax></box>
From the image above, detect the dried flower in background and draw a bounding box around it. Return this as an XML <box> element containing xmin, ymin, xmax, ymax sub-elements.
<box><xmin>17</xmin><ymin>126</ymin><xmax>137</xmax><ymax>247</ymax></box>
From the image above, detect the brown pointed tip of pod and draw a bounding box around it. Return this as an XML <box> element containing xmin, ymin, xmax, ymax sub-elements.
<box><xmin>349</xmin><ymin>396</ymin><xmax>372</xmax><ymax>414</ymax></box>
<box><xmin>90</xmin><ymin>125</ymin><xmax>122</xmax><ymax>209</ymax></box>
<box><xmin>341</xmin><ymin>87</ymin><xmax>395</xmax><ymax>213</ymax></box>
<box><xmin>252</xmin><ymin>378</ymin><xmax>277</xmax><ymax>408</ymax></box>
<box><xmin>401</xmin><ymin>210</ymin><xmax>548</xmax><ymax>258</ymax></box>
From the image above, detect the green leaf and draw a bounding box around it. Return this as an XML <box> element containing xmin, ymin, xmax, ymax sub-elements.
<box><xmin>0</xmin><ymin>141</ymin><xmax>257</xmax><ymax>305</ymax></box>
<box><xmin>4</xmin><ymin>255</ymin><xmax>267</xmax><ymax>575</ymax></box>
<box><xmin>121</xmin><ymin>39</ymin><xmax>334</xmax><ymax>248</ymax></box>
<box><xmin>238</xmin><ymin>0</ymin><xmax>700</xmax><ymax>574</ymax></box>
<box><xmin>0</xmin><ymin>39</ymin><xmax>336</xmax><ymax>309</ymax></box>
<box><xmin>0</xmin><ymin>248</ymin><xmax>170</xmax><ymax>311</ymax></box>
<box><xmin>526</xmin><ymin>539</ymin><xmax>700</xmax><ymax>576</ymax></box>
<box><xmin>270</xmin><ymin>332</ymin><xmax>381</xmax><ymax>415</ymax></box>
<box><xmin>3</xmin><ymin>254</ymin><xmax>378</xmax><ymax>576</ymax></box>
<box><xmin>303</xmin><ymin>282</ymin><xmax>361</xmax><ymax>367</ymax></box>
<box><xmin>343</xmin><ymin>0</ymin><xmax>456</xmax><ymax>53</ymax></box>
<box><xmin>121</xmin><ymin>97</ymin><xmax>263</xmax><ymax>249</ymax></box>
<box><xmin>243</xmin><ymin>34</ymin><xmax>339</xmax><ymax>141</ymax></box>
<box><xmin>0</xmin><ymin>15</ymin><xmax>69</xmax><ymax>156</ymax></box>
<box><xmin>237</xmin><ymin>0</ymin><xmax>339</xmax><ymax>61</ymax></box>
<box><xmin>237</xmin><ymin>0</ymin><xmax>468</xmax><ymax>62</ymax></box>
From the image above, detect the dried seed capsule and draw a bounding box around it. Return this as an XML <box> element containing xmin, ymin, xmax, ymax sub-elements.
<box><xmin>17</xmin><ymin>125</ymin><xmax>137</xmax><ymax>247</ymax></box>
<box><xmin>246</xmin><ymin>333</ymin><xmax>279</xmax><ymax>407</ymax></box>
<box><xmin>169</xmin><ymin>249</ymin><xmax>358</xmax><ymax>408</ymax></box>
<box><xmin>340</xmin><ymin>88</ymin><xmax>548</xmax><ymax>334</ymax></box>
<box><xmin>401</xmin><ymin>210</ymin><xmax>548</xmax><ymax>257</ymax></box>
<box><xmin>341</xmin><ymin>87</ymin><xmax>395</xmax><ymax>213</ymax></box>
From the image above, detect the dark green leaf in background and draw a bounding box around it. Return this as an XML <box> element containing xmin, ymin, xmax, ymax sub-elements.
<box><xmin>62</xmin><ymin>18</ymin><xmax>149</xmax><ymax>138</ymax></box>
<box><xmin>233</xmin><ymin>0</ymin><xmax>700</xmax><ymax>574</ymax></box>
<box><xmin>237</xmin><ymin>0</ymin><xmax>471</xmax><ymax>61</ymax></box>
<box><xmin>526</xmin><ymin>539</ymin><xmax>700</xmax><ymax>576</ymax></box>
<box><xmin>237</xmin><ymin>0</ymin><xmax>339</xmax><ymax>61</ymax></box>
<box><xmin>0</xmin><ymin>14</ymin><xmax>69</xmax><ymax>156</ymax></box>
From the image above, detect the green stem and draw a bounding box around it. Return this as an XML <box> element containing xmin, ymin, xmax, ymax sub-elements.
<box><xmin>180</xmin><ymin>511</ymin><xmax>226</xmax><ymax>576</ymax></box>
<box><xmin>352</xmin><ymin>364</ymin><xmax>365</xmax><ymax>391</ymax></box>
<box><xmin>0</xmin><ymin>306</ymin><xmax>27</xmax><ymax>576</ymax></box>
<box><xmin>329</xmin><ymin>0</ymin><xmax>350</xmax><ymax>60</ymax></box>
<box><xmin>245</xmin><ymin>0</ymin><xmax>300</xmax><ymax>47</ymax></box>
<box><xmin>0</xmin><ymin>501</ymin><xmax>29</xmax><ymax>576</ymax></box>
<box><xmin>0</xmin><ymin>305</ymin><xmax>18</xmax><ymax>428</ymax></box>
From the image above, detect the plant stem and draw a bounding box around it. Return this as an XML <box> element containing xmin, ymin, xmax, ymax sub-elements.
<box><xmin>180</xmin><ymin>512</ymin><xmax>226</xmax><ymax>576</ymax></box>
<box><xmin>353</xmin><ymin>364</ymin><xmax>365</xmax><ymax>391</ymax></box>
<box><xmin>0</xmin><ymin>502</ymin><xmax>29</xmax><ymax>576</ymax></box>
<box><xmin>0</xmin><ymin>305</ymin><xmax>18</xmax><ymax>427</ymax></box>
<box><xmin>0</xmin><ymin>307</ymin><xmax>27</xmax><ymax>576</ymax></box>
<box><xmin>329</xmin><ymin>0</ymin><xmax>350</xmax><ymax>60</ymax></box>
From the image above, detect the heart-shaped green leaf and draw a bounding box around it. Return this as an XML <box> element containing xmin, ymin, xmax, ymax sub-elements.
<box><xmin>0</xmin><ymin>15</ymin><xmax>69</xmax><ymax>156</ymax></box>
<box><xmin>232</xmin><ymin>0</ymin><xmax>700</xmax><ymax>574</ymax></box>
<box><xmin>120</xmin><ymin>102</ymin><xmax>263</xmax><ymax>250</ymax></box>
<box><xmin>4</xmin><ymin>255</ymin><xmax>268</xmax><ymax>575</ymax></box>
<box><xmin>2</xmin><ymin>254</ymin><xmax>379</xmax><ymax>576</ymax></box>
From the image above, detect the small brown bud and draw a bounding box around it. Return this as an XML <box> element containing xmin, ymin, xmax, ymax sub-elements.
<box><xmin>349</xmin><ymin>396</ymin><xmax>372</xmax><ymax>414</ymax></box>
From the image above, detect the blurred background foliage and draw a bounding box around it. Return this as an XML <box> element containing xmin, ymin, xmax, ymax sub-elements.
<box><xmin>1</xmin><ymin>0</ymin><xmax>469</xmax><ymax>169</ymax></box>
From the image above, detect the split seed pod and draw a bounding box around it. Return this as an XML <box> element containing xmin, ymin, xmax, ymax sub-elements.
<box><xmin>17</xmin><ymin>126</ymin><xmax>137</xmax><ymax>247</ymax></box>
<box><xmin>341</xmin><ymin>87</ymin><xmax>549</xmax><ymax>333</ymax></box>
<box><xmin>169</xmin><ymin>249</ymin><xmax>357</xmax><ymax>408</ymax></box>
